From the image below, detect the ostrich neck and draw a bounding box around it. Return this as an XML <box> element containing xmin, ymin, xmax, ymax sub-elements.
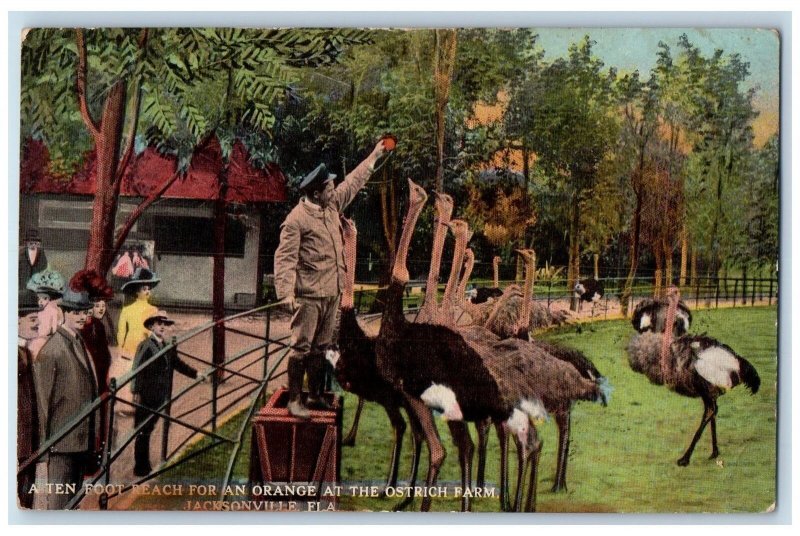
<box><xmin>442</xmin><ymin>232</ymin><xmax>468</xmax><ymax>308</ymax></box>
<box><xmin>493</xmin><ymin>258</ymin><xmax>499</xmax><ymax>288</ymax></box>
<box><xmin>660</xmin><ymin>292</ymin><xmax>679</xmax><ymax>381</ymax></box>
<box><xmin>456</xmin><ymin>249</ymin><xmax>475</xmax><ymax>308</ymax></box>
<box><xmin>391</xmin><ymin>202</ymin><xmax>425</xmax><ymax>284</ymax></box>
<box><xmin>341</xmin><ymin>230</ymin><xmax>357</xmax><ymax>310</ymax></box>
<box><xmin>520</xmin><ymin>256</ymin><xmax>535</xmax><ymax>328</ymax></box>
<box><xmin>422</xmin><ymin>208</ymin><xmax>451</xmax><ymax>315</ymax></box>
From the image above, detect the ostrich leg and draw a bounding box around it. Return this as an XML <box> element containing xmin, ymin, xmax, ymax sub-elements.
<box><xmin>524</xmin><ymin>428</ymin><xmax>543</xmax><ymax>513</ymax></box>
<box><xmin>475</xmin><ymin>417</ymin><xmax>491</xmax><ymax>488</ymax></box>
<box><xmin>392</xmin><ymin>404</ymin><xmax>424</xmax><ymax>511</ymax></box>
<box><xmin>342</xmin><ymin>397</ymin><xmax>365</xmax><ymax>447</ymax></box>
<box><xmin>403</xmin><ymin>394</ymin><xmax>446</xmax><ymax>512</ymax></box>
<box><xmin>448</xmin><ymin>421</ymin><xmax>475</xmax><ymax>512</ymax></box>
<box><xmin>677</xmin><ymin>396</ymin><xmax>716</xmax><ymax>466</ymax></box>
<box><xmin>382</xmin><ymin>403</ymin><xmax>407</xmax><ymax>489</ymax></box>
<box><xmin>708</xmin><ymin>399</ymin><xmax>720</xmax><ymax>459</ymax></box>
<box><xmin>512</xmin><ymin>434</ymin><xmax>526</xmax><ymax>512</ymax></box>
<box><xmin>496</xmin><ymin>422</ymin><xmax>513</xmax><ymax>512</ymax></box>
<box><xmin>551</xmin><ymin>408</ymin><xmax>571</xmax><ymax>492</ymax></box>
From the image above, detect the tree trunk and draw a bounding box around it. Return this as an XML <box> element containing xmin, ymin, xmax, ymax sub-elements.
<box><xmin>212</xmin><ymin>175</ymin><xmax>228</xmax><ymax>379</ymax></box>
<box><xmin>653</xmin><ymin>246</ymin><xmax>663</xmax><ymax>298</ymax></box>
<box><xmin>690</xmin><ymin>248</ymin><xmax>698</xmax><ymax>289</ymax></box>
<box><xmin>664</xmin><ymin>240</ymin><xmax>674</xmax><ymax>290</ymax></box>
<box><xmin>621</xmin><ymin>176</ymin><xmax>644</xmax><ymax>317</ymax></box>
<box><xmin>567</xmin><ymin>198</ymin><xmax>581</xmax><ymax>311</ymax></box>
<box><xmin>433</xmin><ymin>29</ymin><xmax>457</xmax><ymax>192</ymax></box>
<box><xmin>84</xmin><ymin>81</ymin><xmax>127</xmax><ymax>274</ymax></box>
<box><xmin>679</xmin><ymin>222</ymin><xmax>688</xmax><ymax>287</ymax></box>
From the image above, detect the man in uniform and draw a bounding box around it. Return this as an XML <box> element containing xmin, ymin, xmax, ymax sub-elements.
<box><xmin>274</xmin><ymin>139</ymin><xmax>387</xmax><ymax>418</ymax></box>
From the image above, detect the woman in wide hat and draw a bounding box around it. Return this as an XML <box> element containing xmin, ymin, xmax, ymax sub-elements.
<box><xmin>117</xmin><ymin>268</ymin><xmax>160</xmax><ymax>360</ymax></box>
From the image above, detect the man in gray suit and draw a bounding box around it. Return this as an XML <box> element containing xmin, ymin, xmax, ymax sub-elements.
<box><xmin>34</xmin><ymin>288</ymin><xmax>98</xmax><ymax>509</ymax></box>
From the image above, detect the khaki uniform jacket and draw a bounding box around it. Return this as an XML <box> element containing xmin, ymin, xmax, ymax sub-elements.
<box><xmin>274</xmin><ymin>158</ymin><xmax>373</xmax><ymax>300</ymax></box>
<box><xmin>33</xmin><ymin>326</ymin><xmax>98</xmax><ymax>454</ymax></box>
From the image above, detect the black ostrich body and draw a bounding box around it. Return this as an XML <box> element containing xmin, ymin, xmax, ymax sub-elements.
<box><xmin>574</xmin><ymin>278</ymin><xmax>604</xmax><ymax>303</ymax></box>
<box><xmin>335</xmin><ymin>306</ymin><xmax>420</xmax><ymax>492</ymax></box>
<box><xmin>471</xmin><ymin>286</ymin><xmax>504</xmax><ymax>304</ymax></box>
<box><xmin>377</xmin><ymin>281</ymin><xmax>510</xmax><ymax>424</ymax></box>
<box><xmin>632</xmin><ymin>297</ymin><xmax>692</xmax><ymax>337</ymax></box>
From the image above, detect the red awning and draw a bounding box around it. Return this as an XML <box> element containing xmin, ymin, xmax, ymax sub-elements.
<box><xmin>20</xmin><ymin>136</ymin><xmax>287</xmax><ymax>203</ymax></box>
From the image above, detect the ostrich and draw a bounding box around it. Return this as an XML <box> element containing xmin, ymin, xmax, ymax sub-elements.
<box><xmin>327</xmin><ymin>216</ymin><xmax>422</xmax><ymax>497</ymax></box>
<box><xmin>631</xmin><ymin>297</ymin><xmax>692</xmax><ymax>338</ymax></box>
<box><xmin>574</xmin><ymin>278</ymin><xmax>604</xmax><ymax>316</ymax></box>
<box><xmin>626</xmin><ymin>287</ymin><xmax>760</xmax><ymax>466</ymax></box>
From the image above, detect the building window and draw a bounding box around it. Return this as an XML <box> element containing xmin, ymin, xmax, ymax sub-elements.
<box><xmin>152</xmin><ymin>215</ymin><xmax>246</xmax><ymax>257</ymax></box>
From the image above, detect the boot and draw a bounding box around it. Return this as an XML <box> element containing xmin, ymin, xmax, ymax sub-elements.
<box><xmin>287</xmin><ymin>358</ymin><xmax>310</xmax><ymax>419</ymax></box>
<box><xmin>306</xmin><ymin>352</ymin><xmax>333</xmax><ymax>411</ymax></box>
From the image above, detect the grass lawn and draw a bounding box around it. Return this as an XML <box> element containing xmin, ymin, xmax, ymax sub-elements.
<box><xmin>137</xmin><ymin>306</ymin><xmax>777</xmax><ymax>513</ymax></box>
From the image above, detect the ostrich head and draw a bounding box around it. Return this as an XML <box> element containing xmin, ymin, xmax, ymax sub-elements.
<box><xmin>391</xmin><ymin>179</ymin><xmax>428</xmax><ymax>284</ymax></box>
<box><xmin>447</xmin><ymin>219</ymin><xmax>470</xmax><ymax>243</ymax></box>
<box><xmin>420</xmin><ymin>383</ymin><xmax>464</xmax><ymax>421</ymax></box>
<box><xmin>434</xmin><ymin>192</ymin><xmax>454</xmax><ymax>224</ymax></box>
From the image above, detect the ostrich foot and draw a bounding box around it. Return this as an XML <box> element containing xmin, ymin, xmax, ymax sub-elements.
<box><xmin>709</xmin><ymin>449</ymin><xmax>720</xmax><ymax>460</ymax></box>
<box><xmin>676</xmin><ymin>456</ymin><xmax>691</xmax><ymax>466</ymax></box>
<box><xmin>550</xmin><ymin>481</ymin><xmax>567</xmax><ymax>493</ymax></box>
<box><xmin>341</xmin><ymin>434</ymin><xmax>357</xmax><ymax>447</ymax></box>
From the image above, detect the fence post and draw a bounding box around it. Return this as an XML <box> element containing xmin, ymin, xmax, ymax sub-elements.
<box><xmin>547</xmin><ymin>280</ymin><xmax>552</xmax><ymax>308</ymax></box>
<box><xmin>715</xmin><ymin>278</ymin><xmax>720</xmax><ymax>309</ymax></box>
<box><xmin>751</xmin><ymin>278</ymin><xmax>756</xmax><ymax>306</ymax></box>
<box><xmin>260</xmin><ymin>308</ymin><xmax>272</xmax><ymax>408</ymax></box>
<box><xmin>161</xmin><ymin>337</ymin><xmax>177</xmax><ymax>462</ymax></box>
<box><xmin>99</xmin><ymin>378</ymin><xmax>117</xmax><ymax>510</ymax></box>
<box><xmin>694</xmin><ymin>277</ymin><xmax>700</xmax><ymax>309</ymax></box>
<box><xmin>733</xmin><ymin>280</ymin><xmax>738</xmax><ymax>307</ymax></box>
<box><xmin>769</xmin><ymin>277</ymin><xmax>774</xmax><ymax>305</ymax></box>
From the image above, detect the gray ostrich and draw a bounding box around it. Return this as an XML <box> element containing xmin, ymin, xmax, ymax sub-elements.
<box><xmin>626</xmin><ymin>287</ymin><xmax>760</xmax><ymax>465</ymax></box>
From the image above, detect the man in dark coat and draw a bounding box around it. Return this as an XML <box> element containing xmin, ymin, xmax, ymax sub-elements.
<box><xmin>19</xmin><ymin>229</ymin><xmax>48</xmax><ymax>289</ymax></box>
<box><xmin>33</xmin><ymin>288</ymin><xmax>98</xmax><ymax>509</ymax></box>
<box><xmin>17</xmin><ymin>290</ymin><xmax>41</xmax><ymax>508</ymax></box>
<box><xmin>131</xmin><ymin>311</ymin><xmax>204</xmax><ymax>476</ymax></box>
<box><xmin>273</xmin><ymin>139</ymin><xmax>387</xmax><ymax>418</ymax></box>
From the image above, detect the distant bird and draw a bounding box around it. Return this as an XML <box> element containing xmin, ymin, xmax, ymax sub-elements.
<box><xmin>574</xmin><ymin>278</ymin><xmax>604</xmax><ymax>316</ymax></box>
<box><xmin>471</xmin><ymin>256</ymin><xmax>504</xmax><ymax>304</ymax></box>
<box><xmin>626</xmin><ymin>287</ymin><xmax>760</xmax><ymax>466</ymax></box>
